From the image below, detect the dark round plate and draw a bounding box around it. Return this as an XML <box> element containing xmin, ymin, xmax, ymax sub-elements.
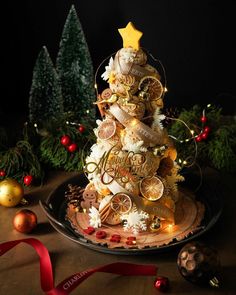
<box><xmin>40</xmin><ymin>172</ymin><xmax>223</xmax><ymax>255</ymax></box>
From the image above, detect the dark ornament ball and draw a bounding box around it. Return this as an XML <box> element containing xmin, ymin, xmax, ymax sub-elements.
<box><xmin>177</xmin><ymin>242</ymin><xmax>220</xmax><ymax>287</ymax></box>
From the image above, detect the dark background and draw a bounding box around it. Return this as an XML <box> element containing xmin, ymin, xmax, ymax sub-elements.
<box><xmin>1</xmin><ymin>0</ymin><xmax>236</xmax><ymax>131</ymax></box>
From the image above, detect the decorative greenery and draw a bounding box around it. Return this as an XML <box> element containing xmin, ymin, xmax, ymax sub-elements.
<box><xmin>0</xmin><ymin>5</ymin><xmax>96</xmax><ymax>184</ymax></box>
<box><xmin>0</xmin><ymin>138</ymin><xmax>43</xmax><ymax>184</ymax></box>
<box><xmin>3</xmin><ymin>4</ymin><xmax>234</xmax><ymax>185</ymax></box>
<box><xmin>29</xmin><ymin>46</ymin><xmax>63</xmax><ymax>125</ymax></box>
<box><xmin>56</xmin><ymin>5</ymin><xmax>96</xmax><ymax>124</ymax></box>
<box><xmin>168</xmin><ymin>104</ymin><xmax>236</xmax><ymax>172</ymax></box>
<box><xmin>39</xmin><ymin>118</ymin><xmax>95</xmax><ymax>172</ymax></box>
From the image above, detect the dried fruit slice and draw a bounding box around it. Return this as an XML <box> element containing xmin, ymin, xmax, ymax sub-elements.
<box><xmin>138</xmin><ymin>76</ymin><xmax>163</xmax><ymax>101</ymax></box>
<box><xmin>97</xmin><ymin>119</ymin><xmax>116</xmax><ymax>140</ymax></box>
<box><xmin>111</xmin><ymin>193</ymin><xmax>132</xmax><ymax>214</ymax></box>
<box><xmin>140</xmin><ymin>176</ymin><xmax>164</xmax><ymax>201</ymax></box>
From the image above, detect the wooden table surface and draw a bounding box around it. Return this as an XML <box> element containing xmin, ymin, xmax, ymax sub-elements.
<box><xmin>0</xmin><ymin>169</ymin><xmax>236</xmax><ymax>295</ymax></box>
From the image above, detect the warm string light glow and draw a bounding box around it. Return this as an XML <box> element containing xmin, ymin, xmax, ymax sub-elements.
<box><xmin>168</xmin><ymin>104</ymin><xmax>213</xmax><ymax>169</ymax></box>
<box><xmin>94</xmin><ymin>51</ymin><xmax>118</xmax><ymax>97</ymax></box>
<box><xmin>142</xmin><ymin>48</ymin><xmax>168</xmax><ymax>96</ymax></box>
<box><xmin>168</xmin><ymin>116</ymin><xmax>198</xmax><ymax>168</ymax></box>
<box><xmin>166</xmin><ymin>224</ymin><xmax>174</xmax><ymax>233</ymax></box>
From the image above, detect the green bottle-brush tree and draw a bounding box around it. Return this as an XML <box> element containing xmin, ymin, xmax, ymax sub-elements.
<box><xmin>29</xmin><ymin>46</ymin><xmax>64</xmax><ymax>126</ymax></box>
<box><xmin>56</xmin><ymin>5</ymin><xmax>96</xmax><ymax>124</ymax></box>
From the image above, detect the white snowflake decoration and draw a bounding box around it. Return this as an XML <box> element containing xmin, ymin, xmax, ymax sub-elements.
<box><xmin>101</xmin><ymin>57</ymin><xmax>114</xmax><ymax>81</ymax></box>
<box><xmin>122</xmin><ymin>140</ymin><xmax>147</xmax><ymax>153</ymax></box>
<box><xmin>165</xmin><ymin>162</ymin><xmax>185</xmax><ymax>201</ymax></box>
<box><xmin>152</xmin><ymin>107</ymin><xmax>166</xmax><ymax>130</ymax></box>
<box><xmin>88</xmin><ymin>206</ymin><xmax>101</xmax><ymax>228</ymax></box>
<box><xmin>121</xmin><ymin>209</ymin><xmax>149</xmax><ymax>235</ymax></box>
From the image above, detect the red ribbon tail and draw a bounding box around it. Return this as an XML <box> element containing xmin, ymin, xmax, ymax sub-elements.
<box><xmin>0</xmin><ymin>238</ymin><xmax>54</xmax><ymax>293</ymax></box>
<box><xmin>1</xmin><ymin>239</ymin><xmax>158</xmax><ymax>295</ymax></box>
<box><xmin>53</xmin><ymin>262</ymin><xmax>157</xmax><ymax>294</ymax></box>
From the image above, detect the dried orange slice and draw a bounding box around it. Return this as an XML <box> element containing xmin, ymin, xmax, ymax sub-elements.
<box><xmin>111</xmin><ymin>193</ymin><xmax>132</xmax><ymax>214</ymax></box>
<box><xmin>97</xmin><ymin>119</ymin><xmax>116</xmax><ymax>140</ymax></box>
<box><xmin>140</xmin><ymin>176</ymin><xmax>164</xmax><ymax>201</ymax></box>
<box><xmin>138</xmin><ymin>76</ymin><xmax>163</xmax><ymax>101</ymax></box>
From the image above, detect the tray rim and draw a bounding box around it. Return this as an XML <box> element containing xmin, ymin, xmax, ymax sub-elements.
<box><xmin>40</xmin><ymin>173</ymin><xmax>223</xmax><ymax>255</ymax></box>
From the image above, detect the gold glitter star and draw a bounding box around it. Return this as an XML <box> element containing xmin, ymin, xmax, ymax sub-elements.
<box><xmin>118</xmin><ymin>22</ymin><xmax>143</xmax><ymax>50</ymax></box>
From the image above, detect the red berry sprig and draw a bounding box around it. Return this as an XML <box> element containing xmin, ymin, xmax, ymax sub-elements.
<box><xmin>60</xmin><ymin>135</ymin><xmax>71</xmax><ymax>146</ymax></box>
<box><xmin>195</xmin><ymin>107</ymin><xmax>211</xmax><ymax>142</ymax></box>
<box><xmin>78</xmin><ymin>124</ymin><xmax>85</xmax><ymax>133</ymax></box>
<box><xmin>60</xmin><ymin>135</ymin><xmax>78</xmax><ymax>153</ymax></box>
<box><xmin>67</xmin><ymin>143</ymin><xmax>78</xmax><ymax>153</ymax></box>
<box><xmin>201</xmin><ymin>116</ymin><xmax>207</xmax><ymax>123</ymax></box>
<box><xmin>0</xmin><ymin>170</ymin><xmax>6</xmax><ymax>177</ymax></box>
<box><xmin>24</xmin><ymin>175</ymin><xmax>33</xmax><ymax>186</ymax></box>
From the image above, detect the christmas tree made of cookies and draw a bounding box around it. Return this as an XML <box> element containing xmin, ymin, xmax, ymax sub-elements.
<box><xmin>82</xmin><ymin>22</ymin><xmax>185</xmax><ymax>235</ymax></box>
<box><xmin>66</xmin><ymin>23</ymin><xmax>205</xmax><ymax>249</ymax></box>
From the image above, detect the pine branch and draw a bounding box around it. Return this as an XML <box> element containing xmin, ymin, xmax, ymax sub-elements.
<box><xmin>168</xmin><ymin>104</ymin><xmax>236</xmax><ymax>173</ymax></box>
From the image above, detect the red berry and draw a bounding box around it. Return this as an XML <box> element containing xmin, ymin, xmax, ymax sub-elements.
<box><xmin>204</xmin><ymin>126</ymin><xmax>210</xmax><ymax>133</ymax></box>
<box><xmin>127</xmin><ymin>236</ymin><xmax>136</xmax><ymax>241</ymax></box>
<box><xmin>201</xmin><ymin>116</ymin><xmax>207</xmax><ymax>123</ymax></box>
<box><xmin>83</xmin><ymin>226</ymin><xmax>95</xmax><ymax>235</ymax></box>
<box><xmin>96</xmin><ymin>230</ymin><xmax>107</xmax><ymax>239</ymax></box>
<box><xmin>78</xmin><ymin>125</ymin><xmax>85</xmax><ymax>133</ymax></box>
<box><xmin>154</xmin><ymin>276</ymin><xmax>169</xmax><ymax>292</ymax></box>
<box><xmin>195</xmin><ymin>135</ymin><xmax>202</xmax><ymax>142</ymax></box>
<box><xmin>201</xmin><ymin>132</ymin><xmax>208</xmax><ymax>140</ymax></box>
<box><xmin>0</xmin><ymin>170</ymin><xmax>6</xmax><ymax>177</ymax></box>
<box><xmin>126</xmin><ymin>236</ymin><xmax>136</xmax><ymax>245</ymax></box>
<box><xmin>67</xmin><ymin>143</ymin><xmax>77</xmax><ymax>153</ymax></box>
<box><xmin>60</xmin><ymin>135</ymin><xmax>71</xmax><ymax>146</ymax></box>
<box><xmin>24</xmin><ymin>175</ymin><xmax>33</xmax><ymax>186</ymax></box>
<box><xmin>110</xmin><ymin>234</ymin><xmax>121</xmax><ymax>243</ymax></box>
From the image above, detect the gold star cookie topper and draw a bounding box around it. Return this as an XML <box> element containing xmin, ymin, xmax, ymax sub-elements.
<box><xmin>118</xmin><ymin>22</ymin><xmax>143</xmax><ymax>50</ymax></box>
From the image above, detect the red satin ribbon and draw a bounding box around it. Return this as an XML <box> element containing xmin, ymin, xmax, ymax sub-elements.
<box><xmin>0</xmin><ymin>238</ymin><xmax>157</xmax><ymax>295</ymax></box>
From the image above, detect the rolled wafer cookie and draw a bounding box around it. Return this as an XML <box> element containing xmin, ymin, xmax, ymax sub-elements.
<box><xmin>109</xmin><ymin>103</ymin><xmax>164</xmax><ymax>145</ymax></box>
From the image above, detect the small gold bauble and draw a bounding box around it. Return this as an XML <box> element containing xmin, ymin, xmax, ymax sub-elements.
<box><xmin>0</xmin><ymin>178</ymin><xmax>24</xmax><ymax>207</ymax></box>
<box><xmin>149</xmin><ymin>216</ymin><xmax>161</xmax><ymax>232</ymax></box>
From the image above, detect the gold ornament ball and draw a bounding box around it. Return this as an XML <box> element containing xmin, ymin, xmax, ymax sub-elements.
<box><xmin>13</xmin><ymin>209</ymin><xmax>37</xmax><ymax>233</ymax></box>
<box><xmin>0</xmin><ymin>178</ymin><xmax>24</xmax><ymax>207</ymax></box>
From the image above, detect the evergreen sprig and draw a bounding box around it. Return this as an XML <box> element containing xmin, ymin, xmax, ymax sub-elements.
<box><xmin>0</xmin><ymin>140</ymin><xmax>43</xmax><ymax>183</ymax></box>
<box><xmin>39</xmin><ymin>120</ymin><xmax>95</xmax><ymax>172</ymax></box>
<box><xmin>168</xmin><ymin>104</ymin><xmax>236</xmax><ymax>172</ymax></box>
